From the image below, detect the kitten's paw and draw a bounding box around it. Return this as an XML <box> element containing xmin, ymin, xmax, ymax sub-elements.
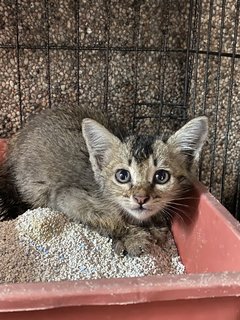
<box><xmin>148</xmin><ymin>226</ymin><xmax>169</xmax><ymax>245</ymax></box>
<box><xmin>112</xmin><ymin>227</ymin><xmax>152</xmax><ymax>257</ymax></box>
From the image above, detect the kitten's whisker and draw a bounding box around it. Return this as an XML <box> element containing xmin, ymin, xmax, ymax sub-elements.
<box><xmin>169</xmin><ymin>202</ymin><xmax>190</xmax><ymax>208</ymax></box>
<box><xmin>167</xmin><ymin>202</ymin><xmax>190</xmax><ymax>212</ymax></box>
<box><xmin>174</xmin><ymin>196</ymin><xmax>199</xmax><ymax>201</ymax></box>
<box><xmin>166</xmin><ymin>202</ymin><xmax>192</xmax><ymax>217</ymax></box>
<box><xmin>163</xmin><ymin>208</ymin><xmax>184</xmax><ymax>223</ymax></box>
<box><xmin>169</xmin><ymin>198</ymin><xmax>198</xmax><ymax>210</ymax></box>
<box><xmin>164</xmin><ymin>209</ymin><xmax>186</xmax><ymax>223</ymax></box>
<box><xmin>165</xmin><ymin>206</ymin><xmax>194</xmax><ymax>223</ymax></box>
<box><xmin>165</xmin><ymin>204</ymin><xmax>187</xmax><ymax>216</ymax></box>
<box><xmin>161</xmin><ymin>208</ymin><xmax>175</xmax><ymax>221</ymax></box>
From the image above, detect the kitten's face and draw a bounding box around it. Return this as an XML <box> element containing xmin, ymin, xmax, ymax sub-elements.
<box><xmin>82</xmin><ymin>117</ymin><xmax>208</xmax><ymax>222</ymax></box>
<box><xmin>95</xmin><ymin>138</ymin><xmax>191</xmax><ymax>221</ymax></box>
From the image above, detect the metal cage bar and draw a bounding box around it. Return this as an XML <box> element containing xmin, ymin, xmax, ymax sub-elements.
<box><xmin>0</xmin><ymin>0</ymin><xmax>239</xmax><ymax>218</ymax></box>
<box><xmin>15</xmin><ymin>0</ymin><xmax>23</xmax><ymax>126</ymax></box>
<box><xmin>220</xmin><ymin>0</ymin><xmax>240</xmax><ymax>203</ymax></box>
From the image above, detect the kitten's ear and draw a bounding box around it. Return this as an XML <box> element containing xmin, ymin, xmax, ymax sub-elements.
<box><xmin>167</xmin><ymin>116</ymin><xmax>208</xmax><ymax>160</ymax></box>
<box><xmin>82</xmin><ymin>118</ymin><xmax>121</xmax><ymax>170</ymax></box>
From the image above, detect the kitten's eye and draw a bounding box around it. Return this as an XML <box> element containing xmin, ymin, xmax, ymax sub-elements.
<box><xmin>154</xmin><ymin>170</ymin><xmax>170</xmax><ymax>184</ymax></box>
<box><xmin>115</xmin><ymin>169</ymin><xmax>131</xmax><ymax>184</ymax></box>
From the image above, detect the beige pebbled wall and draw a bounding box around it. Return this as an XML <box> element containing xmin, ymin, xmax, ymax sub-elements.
<box><xmin>0</xmin><ymin>0</ymin><xmax>239</xmax><ymax>216</ymax></box>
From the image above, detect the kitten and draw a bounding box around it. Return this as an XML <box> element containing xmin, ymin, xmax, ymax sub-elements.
<box><xmin>0</xmin><ymin>106</ymin><xmax>208</xmax><ymax>256</ymax></box>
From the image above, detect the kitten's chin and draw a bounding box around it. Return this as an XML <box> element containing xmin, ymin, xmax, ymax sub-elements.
<box><xmin>126</xmin><ymin>208</ymin><xmax>157</xmax><ymax>221</ymax></box>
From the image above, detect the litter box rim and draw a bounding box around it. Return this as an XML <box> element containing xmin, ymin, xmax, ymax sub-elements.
<box><xmin>0</xmin><ymin>272</ymin><xmax>240</xmax><ymax>312</ymax></box>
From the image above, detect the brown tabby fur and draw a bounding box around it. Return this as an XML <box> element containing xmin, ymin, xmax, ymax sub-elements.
<box><xmin>0</xmin><ymin>105</ymin><xmax>208</xmax><ymax>256</ymax></box>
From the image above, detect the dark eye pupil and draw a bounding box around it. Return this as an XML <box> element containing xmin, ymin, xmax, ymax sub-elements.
<box><xmin>154</xmin><ymin>170</ymin><xmax>170</xmax><ymax>184</ymax></box>
<box><xmin>157</xmin><ymin>172</ymin><xmax>166</xmax><ymax>180</ymax></box>
<box><xmin>120</xmin><ymin>171</ymin><xmax>127</xmax><ymax>179</ymax></box>
<box><xmin>115</xmin><ymin>169</ymin><xmax>131</xmax><ymax>183</ymax></box>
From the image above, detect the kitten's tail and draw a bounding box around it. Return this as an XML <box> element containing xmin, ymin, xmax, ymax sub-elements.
<box><xmin>0</xmin><ymin>166</ymin><xmax>29</xmax><ymax>221</ymax></box>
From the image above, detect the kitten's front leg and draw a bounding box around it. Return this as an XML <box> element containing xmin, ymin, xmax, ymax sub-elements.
<box><xmin>113</xmin><ymin>224</ymin><xmax>169</xmax><ymax>256</ymax></box>
<box><xmin>50</xmin><ymin>186</ymin><xmax>126</xmax><ymax>237</ymax></box>
<box><xmin>112</xmin><ymin>225</ymin><xmax>153</xmax><ymax>256</ymax></box>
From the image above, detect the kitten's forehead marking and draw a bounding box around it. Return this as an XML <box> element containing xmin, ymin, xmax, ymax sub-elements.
<box><xmin>153</xmin><ymin>158</ymin><xmax>157</xmax><ymax>167</ymax></box>
<box><xmin>130</xmin><ymin>135</ymin><xmax>156</xmax><ymax>163</ymax></box>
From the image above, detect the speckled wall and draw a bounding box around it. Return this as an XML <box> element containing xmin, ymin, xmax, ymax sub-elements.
<box><xmin>0</xmin><ymin>0</ymin><xmax>239</xmax><ymax>216</ymax></box>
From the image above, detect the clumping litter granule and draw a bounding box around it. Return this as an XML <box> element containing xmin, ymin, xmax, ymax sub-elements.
<box><xmin>0</xmin><ymin>208</ymin><xmax>185</xmax><ymax>284</ymax></box>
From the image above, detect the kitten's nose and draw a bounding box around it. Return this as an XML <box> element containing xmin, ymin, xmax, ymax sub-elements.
<box><xmin>133</xmin><ymin>195</ymin><xmax>150</xmax><ymax>205</ymax></box>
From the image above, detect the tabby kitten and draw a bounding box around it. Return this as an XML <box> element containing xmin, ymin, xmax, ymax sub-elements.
<box><xmin>0</xmin><ymin>106</ymin><xmax>208</xmax><ymax>256</ymax></box>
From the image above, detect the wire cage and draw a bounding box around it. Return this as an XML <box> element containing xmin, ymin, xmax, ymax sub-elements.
<box><xmin>0</xmin><ymin>0</ymin><xmax>239</xmax><ymax>219</ymax></box>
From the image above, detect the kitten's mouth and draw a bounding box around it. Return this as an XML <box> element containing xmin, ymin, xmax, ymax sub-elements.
<box><xmin>135</xmin><ymin>207</ymin><xmax>147</xmax><ymax>212</ymax></box>
<box><xmin>131</xmin><ymin>204</ymin><xmax>148</xmax><ymax>211</ymax></box>
<box><xmin>128</xmin><ymin>206</ymin><xmax>154</xmax><ymax>221</ymax></box>
<box><xmin>137</xmin><ymin>205</ymin><xmax>147</xmax><ymax>211</ymax></box>
<box><xmin>121</xmin><ymin>202</ymin><xmax>156</xmax><ymax>220</ymax></box>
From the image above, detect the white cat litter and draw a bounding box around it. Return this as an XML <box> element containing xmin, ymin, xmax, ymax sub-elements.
<box><xmin>0</xmin><ymin>208</ymin><xmax>185</xmax><ymax>283</ymax></box>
